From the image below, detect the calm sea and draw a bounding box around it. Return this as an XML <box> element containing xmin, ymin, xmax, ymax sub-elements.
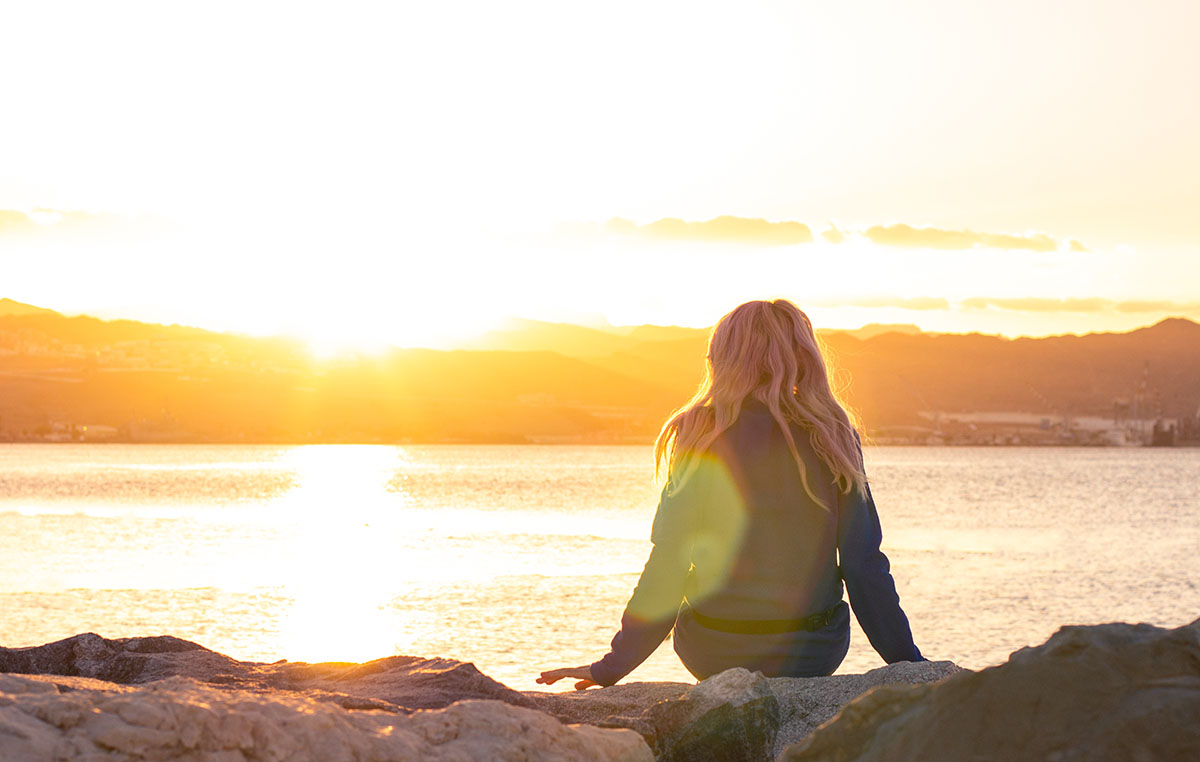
<box><xmin>1</xmin><ymin>444</ymin><xmax>1197</xmax><ymax>692</ymax></box>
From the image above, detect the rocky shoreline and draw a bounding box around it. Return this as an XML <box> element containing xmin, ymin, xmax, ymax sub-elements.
<box><xmin>2</xmin><ymin>618</ymin><xmax>1197</xmax><ymax>761</ymax></box>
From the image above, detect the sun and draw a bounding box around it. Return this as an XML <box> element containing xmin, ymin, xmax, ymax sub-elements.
<box><xmin>303</xmin><ymin>333</ymin><xmax>396</xmax><ymax>363</ymax></box>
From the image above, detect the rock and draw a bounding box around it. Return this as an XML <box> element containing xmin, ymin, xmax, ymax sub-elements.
<box><xmin>0</xmin><ymin>633</ymin><xmax>534</xmax><ymax>713</ymax></box>
<box><xmin>779</xmin><ymin>617</ymin><xmax>1200</xmax><ymax>762</ymax></box>
<box><xmin>526</xmin><ymin>680</ymin><xmax>694</xmax><ymax>727</ymax></box>
<box><xmin>531</xmin><ymin>669</ymin><xmax>783</xmax><ymax>761</ymax></box>
<box><xmin>4</xmin><ymin>633</ymin><xmax>964</xmax><ymax>759</ymax></box>
<box><xmin>525</xmin><ymin>660</ymin><xmax>961</xmax><ymax>759</ymax></box>
<box><xmin>631</xmin><ymin>668</ymin><xmax>782</xmax><ymax>762</ymax></box>
<box><xmin>0</xmin><ymin>633</ymin><xmax>239</xmax><ymax>684</ymax></box>
<box><xmin>268</xmin><ymin>655</ymin><xmax>539</xmax><ymax>711</ymax></box>
<box><xmin>766</xmin><ymin>659</ymin><xmax>962</xmax><ymax>755</ymax></box>
<box><xmin>0</xmin><ymin>673</ymin><xmax>654</xmax><ymax>762</ymax></box>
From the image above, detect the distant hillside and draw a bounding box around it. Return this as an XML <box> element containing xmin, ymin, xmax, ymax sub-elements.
<box><xmin>604</xmin><ymin>324</ymin><xmax>712</xmax><ymax>344</ymax></box>
<box><xmin>0</xmin><ymin>298</ymin><xmax>58</xmax><ymax>317</ymax></box>
<box><xmin>462</xmin><ymin>318</ymin><xmax>708</xmax><ymax>359</ymax></box>
<box><xmin>0</xmin><ymin>307</ymin><xmax>679</xmax><ymax>442</ymax></box>
<box><xmin>818</xmin><ymin>318</ymin><xmax>1200</xmax><ymax>424</ymax></box>
<box><xmin>1</xmin><ymin>301</ymin><xmax>1197</xmax><ymax>442</ymax></box>
<box><xmin>825</xmin><ymin>323</ymin><xmax>925</xmax><ymax>340</ymax></box>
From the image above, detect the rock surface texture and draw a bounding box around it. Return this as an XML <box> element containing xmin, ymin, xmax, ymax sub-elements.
<box><xmin>0</xmin><ymin>673</ymin><xmax>653</xmax><ymax>762</ymax></box>
<box><xmin>765</xmin><ymin>659</ymin><xmax>961</xmax><ymax>754</ymax></box>
<box><xmin>1</xmin><ymin>632</ymin><xmax>968</xmax><ymax>761</ymax></box>
<box><xmin>780</xmin><ymin>617</ymin><xmax>1200</xmax><ymax>762</ymax></box>
<box><xmin>528</xmin><ymin>660</ymin><xmax>960</xmax><ymax>759</ymax></box>
<box><xmin>0</xmin><ymin>633</ymin><xmax>533</xmax><ymax>713</ymax></box>
<box><xmin>8</xmin><ymin>621</ymin><xmax>1198</xmax><ymax>761</ymax></box>
<box><xmin>625</xmin><ymin>668</ymin><xmax>781</xmax><ymax>762</ymax></box>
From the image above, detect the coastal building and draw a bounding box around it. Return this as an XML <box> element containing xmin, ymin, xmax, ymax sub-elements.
<box><xmin>914</xmin><ymin>411</ymin><xmax>1180</xmax><ymax>446</ymax></box>
<box><xmin>79</xmin><ymin>424</ymin><xmax>121</xmax><ymax>442</ymax></box>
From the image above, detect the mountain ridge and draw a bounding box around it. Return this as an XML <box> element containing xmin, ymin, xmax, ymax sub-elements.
<box><xmin>0</xmin><ymin>298</ymin><xmax>59</xmax><ymax>317</ymax></box>
<box><xmin>1</xmin><ymin>300</ymin><xmax>1197</xmax><ymax>443</ymax></box>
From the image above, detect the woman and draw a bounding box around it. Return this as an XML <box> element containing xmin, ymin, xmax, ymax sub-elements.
<box><xmin>537</xmin><ymin>299</ymin><xmax>922</xmax><ymax>690</ymax></box>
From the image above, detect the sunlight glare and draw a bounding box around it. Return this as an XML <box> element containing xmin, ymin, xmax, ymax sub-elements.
<box><xmin>272</xmin><ymin>445</ymin><xmax>412</xmax><ymax>662</ymax></box>
<box><xmin>303</xmin><ymin>334</ymin><xmax>395</xmax><ymax>363</ymax></box>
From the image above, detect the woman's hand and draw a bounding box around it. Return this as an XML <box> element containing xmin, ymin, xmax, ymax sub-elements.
<box><xmin>536</xmin><ymin>665</ymin><xmax>599</xmax><ymax>690</ymax></box>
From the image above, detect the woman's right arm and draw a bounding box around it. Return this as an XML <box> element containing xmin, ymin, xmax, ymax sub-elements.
<box><xmin>587</xmin><ymin>471</ymin><xmax>701</xmax><ymax>687</ymax></box>
<box><xmin>836</xmin><ymin>464</ymin><xmax>923</xmax><ymax>664</ymax></box>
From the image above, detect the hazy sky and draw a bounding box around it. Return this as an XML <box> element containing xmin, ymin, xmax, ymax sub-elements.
<box><xmin>2</xmin><ymin>1</ymin><xmax>1198</xmax><ymax>348</ymax></box>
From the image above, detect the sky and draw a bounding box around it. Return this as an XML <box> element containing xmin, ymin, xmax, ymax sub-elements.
<box><xmin>2</xmin><ymin>0</ymin><xmax>1198</xmax><ymax>349</ymax></box>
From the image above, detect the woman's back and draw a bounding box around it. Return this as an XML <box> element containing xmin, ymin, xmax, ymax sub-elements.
<box><xmin>683</xmin><ymin>399</ymin><xmax>844</xmax><ymax>622</ymax></box>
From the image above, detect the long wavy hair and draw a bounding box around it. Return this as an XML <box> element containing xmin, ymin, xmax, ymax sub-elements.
<box><xmin>654</xmin><ymin>299</ymin><xmax>866</xmax><ymax>508</ymax></box>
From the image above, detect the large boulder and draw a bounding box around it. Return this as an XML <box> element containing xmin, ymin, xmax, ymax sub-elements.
<box><xmin>0</xmin><ymin>634</ymin><xmax>239</xmax><ymax>684</ymax></box>
<box><xmin>532</xmin><ymin>669</ymin><xmax>785</xmax><ymax>761</ymax></box>
<box><xmin>766</xmin><ymin>659</ymin><xmax>961</xmax><ymax>754</ymax></box>
<box><xmin>0</xmin><ymin>673</ymin><xmax>653</xmax><ymax>762</ymax></box>
<box><xmin>264</xmin><ymin>655</ymin><xmax>539</xmax><ymax>711</ymax></box>
<box><xmin>626</xmin><ymin>668</ymin><xmax>781</xmax><ymax>762</ymax></box>
<box><xmin>0</xmin><ymin>633</ymin><xmax>534</xmax><ymax>713</ymax></box>
<box><xmin>527</xmin><ymin>660</ymin><xmax>960</xmax><ymax>759</ymax></box>
<box><xmin>779</xmin><ymin>618</ymin><xmax>1200</xmax><ymax>762</ymax></box>
<box><xmin>525</xmin><ymin>680</ymin><xmax>694</xmax><ymax>727</ymax></box>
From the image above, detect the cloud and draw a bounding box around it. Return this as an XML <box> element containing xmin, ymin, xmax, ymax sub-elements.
<box><xmin>1115</xmin><ymin>300</ymin><xmax>1200</xmax><ymax>314</ymax></box>
<box><xmin>606</xmin><ymin>215</ymin><xmax>814</xmax><ymax>246</ymax></box>
<box><xmin>821</xmin><ymin>224</ymin><xmax>846</xmax><ymax>244</ymax></box>
<box><xmin>0</xmin><ymin>208</ymin><xmax>171</xmax><ymax>239</ymax></box>
<box><xmin>828</xmin><ymin>296</ymin><xmax>950</xmax><ymax>310</ymax></box>
<box><xmin>593</xmin><ymin>216</ymin><xmax>1089</xmax><ymax>252</ymax></box>
<box><xmin>962</xmin><ymin>297</ymin><xmax>1200</xmax><ymax>314</ymax></box>
<box><xmin>0</xmin><ymin>210</ymin><xmax>36</xmax><ymax>233</ymax></box>
<box><xmin>961</xmin><ymin>297</ymin><xmax>1111</xmax><ymax>312</ymax></box>
<box><xmin>862</xmin><ymin>223</ymin><xmax>1079</xmax><ymax>252</ymax></box>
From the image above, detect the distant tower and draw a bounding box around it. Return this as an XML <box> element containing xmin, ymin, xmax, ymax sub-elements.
<box><xmin>1135</xmin><ymin>361</ymin><xmax>1149</xmax><ymax>442</ymax></box>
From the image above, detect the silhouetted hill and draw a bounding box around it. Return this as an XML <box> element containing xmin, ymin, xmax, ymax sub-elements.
<box><xmin>1</xmin><ymin>301</ymin><xmax>1197</xmax><ymax>442</ymax></box>
<box><xmin>825</xmin><ymin>323</ymin><xmax>925</xmax><ymax>340</ymax></box>
<box><xmin>605</xmin><ymin>324</ymin><xmax>711</xmax><ymax>344</ymax></box>
<box><xmin>588</xmin><ymin>336</ymin><xmax>711</xmax><ymax>396</ymax></box>
<box><xmin>463</xmin><ymin>318</ymin><xmax>707</xmax><ymax>359</ymax></box>
<box><xmin>462</xmin><ymin>318</ymin><xmax>631</xmax><ymax>357</ymax></box>
<box><xmin>819</xmin><ymin>318</ymin><xmax>1200</xmax><ymax>424</ymax></box>
<box><xmin>0</xmin><ymin>298</ymin><xmax>58</xmax><ymax>317</ymax></box>
<box><xmin>0</xmin><ymin>307</ymin><xmax>679</xmax><ymax>442</ymax></box>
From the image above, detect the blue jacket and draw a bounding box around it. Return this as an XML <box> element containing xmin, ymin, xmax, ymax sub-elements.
<box><xmin>589</xmin><ymin>400</ymin><xmax>922</xmax><ymax>686</ymax></box>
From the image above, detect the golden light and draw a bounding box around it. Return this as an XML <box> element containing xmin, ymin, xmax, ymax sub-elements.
<box><xmin>3</xmin><ymin>2</ymin><xmax>1199</xmax><ymax>342</ymax></box>
<box><xmin>272</xmin><ymin>445</ymin><xmax>412</xmax><ymax>663</ymax></box>
<box><xmin>302</xmin><ymin>334</ymin><xmax>396</xmax><ymax>363</ymax></box>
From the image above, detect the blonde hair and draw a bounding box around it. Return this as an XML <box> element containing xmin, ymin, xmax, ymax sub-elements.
<box><xmin>654</xmin><ymin>299</ymin><xmax>866</xmax><ymax>508</ymax></box>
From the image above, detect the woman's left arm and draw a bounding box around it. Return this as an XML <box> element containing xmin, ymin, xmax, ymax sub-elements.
<box><xmin>837</xmin><ymin>478</ymin><xmax>924</xmax><ymax>664</ymax></box>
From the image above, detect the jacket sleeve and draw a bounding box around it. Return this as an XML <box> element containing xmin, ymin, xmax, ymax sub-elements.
<box><xmin>837</xmin><ymin>446</ymin><xmax>924</xmax><ymax>664</ymax></box>
<box><xmin>589</xmin><ymin>472</ymin><xmax>700</xmax><ymax>687</ymax></box>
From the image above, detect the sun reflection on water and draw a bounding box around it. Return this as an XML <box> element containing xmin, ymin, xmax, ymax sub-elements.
<box><xmin>272</xmin><ymin>445</ymin><xmax>412</xmax><ymax>663</ymax></box>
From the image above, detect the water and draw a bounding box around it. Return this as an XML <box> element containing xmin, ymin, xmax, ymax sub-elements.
<box><xmin>1</xmin><ymin>444</ymin><xmax>1197</xmax><ymax>692</ymax></box>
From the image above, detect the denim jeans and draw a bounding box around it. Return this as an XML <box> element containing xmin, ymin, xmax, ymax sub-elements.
<box><xmin>672</xmin><ymin>600</ymin><xmax>852</xmax><ymax>680</ymax></box>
